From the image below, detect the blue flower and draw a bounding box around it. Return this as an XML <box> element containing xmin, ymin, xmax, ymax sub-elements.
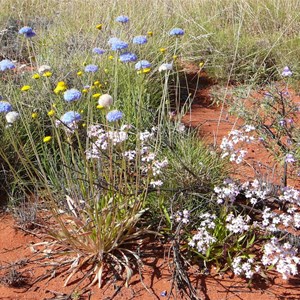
<box><xmin>132</xmin><ymin>35</ymin><xmax>148</xmax><ymax>45</ymax></box>
<box><xmin>0</xmin><ymin>101</ymin><xmax>12</xmax><ymax>113</ymax></box>
<box><xmin>18</xmin><ymin>26</ymin><xmax>33</xmax><ymax>34</ymax></box>
<box><xmin>116</xmin><ymin>15</ymin><xmax>129</xmax><ymax>23</ymax></box>
<box><xmin>84</xmin><ymin>64</ymin><xmax>98</xmax><ymax>72</ymax></box>
<box><xmin>282</xmin><ymin>66</ymin><xmax>292</xmax><ymax>77</ymax></box>
<box><xmin>108</xmin><ymin>37</ymin><xmax>121</xmax><ymax>45</ymax></box>
<box><xmin>0</xmin><ymin>59</ymin><xmax>15</xmax><ymax>71</ymax></box>
<box><xmin>60</xmin><ymin>111</ymin><xmax>81</xmax><ymax>124</ymax></box>
<box><xmin>119</xmin><ymin>52</ymin><xmax>137</xmax><ymax>63</ymax></box>
<box><xmin>106</xmin><ymin>110</ymin><xmax>123</xmax><ymax>122</ymax></box>
<box><xmin>92</xmin><ymin>48</ymin><xmax>105</xmax><ymax>55</ymax></box>
<box><xmin>169</xmin><ymin>28</ymin><xmax>184</xmax><ymax>36</ymax></box>
<box><xmin>19</xmin><ymin>26</ymin><xmax>36</xmax><ymax>38</ymax></box>
<box><xmin>111</xmin><ymin>40</ymin><xmax>128</xmax><ymax>51</ymax></box>
<box><xmin>63</xmin><ymin>89</ymin><xmax>82</xmax><ymax>102</ymax></box>
<box><xmin>135</xmin><ymin>60</ymin><xmax>151</xmax><ymax>70</ymax></box>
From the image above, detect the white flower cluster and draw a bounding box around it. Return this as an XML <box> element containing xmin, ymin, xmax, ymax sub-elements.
<box><xmin>226</xmin><ymin>212</ymin><xmax>251</xmax><ymax>234</ymax></box>
<box><xmin>174</xmin><ymin>209</ymin><xmax>190</xmax><ymax>224</ymax></box>
<box><xmin>214</xmin><ymin>178</ymin><xmax>240</xmax><ymax>204</ymax></box>
<box><xmin>232</xmin><ymin>256</ymin><xmax>259</xmax><ymax>279</ymax></box>
<box><xmin>241</xmin><ymin>179</ymin><xmax>271</xmax><ymax>205</ymax></box>
<box><xmin>189</xmin><ymin>228</ymin><xmax>216</xmax><ymax>255</ymax></box>
<box><xmin>189</xmin><ymin>213</ymin><xmax>217</xmax><ymax>254</ymax></box>
<box><xmin>262</xmin><ymin>238</ymin><xmax>300</xmax><ymax>280</ymax></box>
<box><xmin>220</xmin><ymin>125</ymin><xmax>255</xmax><ymax>164</ymax></box>
<box><xmin>86</xmin><ymin>125</ymin><xmax>129</xmax><ymax>159</ymax></box>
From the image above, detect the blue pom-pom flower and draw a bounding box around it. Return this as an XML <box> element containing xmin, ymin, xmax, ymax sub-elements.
<box><xmin>0</xmin><ymin>59</ymin><xmax>15</xmax><ymax>71</ymax></box>
<box><xmin>111</xmin><ymin>40</ymin><xmax>128</xmax><ymax>51</ymax></box>
<box><xmin>0</xmin><ymin>101</ymin><xmax>12</xmax><ymax>113</ymax></box>
<box><xmin>119</xmin><ymin>52</ymin><xmax>137</xmax><ymax>63</ymax></box>
<box><xmin>92</xmin><ymin>48</ymin><xmax>105</xmax><ymax>55</ymax></box>
<box><xmin>135</xmin><ymin>60</ymin><xmax>151</xmax><ymax>70</ymax></box>
<box><xmin>19</xmin><ymin>26</ymin><xmax>36</xmax><ymax>38</ymax></box>
<box><xmin>169</xmin><ymin>28</ymin><xmax>184</xmax><ymax>36</ymax></box>
<box><xmin>116</xmin><ymin>15</ymin><xmax>129</xmax><ymax>23</ymax></box>
<box><xmin>106</xmin><ymin>110</ymin><xmax>123</xmax><ymax>122</ymax></box>
<box><xmin>132</xmin><ymin>36</ymin><xmax>148</xmax><ymax>45</ymax></box>
<box><xmin>60</xmin><ymin>111</ymin><xmax>81</xmax><ymax>124</ymax></box>
<box><xmin>63</xmin><ymin>89</ymin><xmax>82</xmax><ymax>102</ymax></box>
<box><xmin>84</xmin><ymin>64</ymin><xmax>98</xmax><ymax>73</ymax></box>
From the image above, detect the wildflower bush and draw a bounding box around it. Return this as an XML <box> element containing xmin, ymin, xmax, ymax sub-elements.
<box><xmin>0</xmin><ymin>0</ymin><xmax>300</xmax><ymax>295</ymax></box>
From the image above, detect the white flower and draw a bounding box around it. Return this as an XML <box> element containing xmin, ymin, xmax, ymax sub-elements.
<box><xmin>38</xmin><ymin>64</ymin><xmax>51</xmax><ymax>74</ymax></box>
<box><xmin>5</xmin><ymin>111</ymin><xmax>19</xmax><ymax>123</ymax></box>
<box><xmin>98</xmin><ymin>94</ymin><xmax>113</xmax><ymax>108</ymax></box>
<box><xmin>158</xmin><ymin>63</ymin><xmax>173</xmax><ymax>72</ymax></box>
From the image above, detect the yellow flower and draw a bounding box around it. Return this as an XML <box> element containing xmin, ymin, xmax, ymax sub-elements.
<box><xmin>52</xmin><ymin>103</ymin><xmax>57</xmax><ymax>108</ymax></box>
<box><xmin>80</xmin><ymin>110</ymin><xmax>84</xmax><ymax>113</ymax></box>
<box><xmin>54</xmin><ymin>81</ymin><xmax>67</xmax><ymax>94</ymax></box>
<box><xmin>199</xmin><ymin>61</ymin><xmax>204</xmax><ymax>68</ymax></box>
<box><xmin>137</xmin><ymin>68</ymin><xmax>151</xmax><ymax>75</ymax></box>
<box><xmin>159</xmin><ymin>47</ymin><xmax>167</xmax><ymax>53</ymax></box>
<box><xmin>96</xmin><ymin>104</ymin><xmax>104</xmax><ymax>109</ymax></box>
<box><xmin>31</xmin><ymin>112</ymin><xmax>38</xmax><ymax>119</ymax></box>
<box><xmin>42</xmin><ymin>71</ymin><xmax>52</xmax><ymax>77</ymax></box>
<box><xmin>82</xmin><ymin>123</ymin><xmax>86</xmax><ymax>127</ymax></box>
<box><xmin>108</xmin><ymin>55</ymin><xmax>114</xmax><ymax>60</ymax></box>
<box><xmin>47</xmin><ymin>109</ymin><xmax>55</xmax><ymax>117</ymax></box>
<box><xmin>82</xmin><ymin>88</ymin><xmax>88</xmax><ymax>93</ymax></box>
<box><xmin>77</xmin><ymin>71</ymin><xmax>83</xmax><ymax>76</ymax></box>
<box><xmin>21</xmin><ymin>85</ymin><xmax>31</xmax><ymax>91</ymax></box>
<box><xmin>173</xmin><ymin>55</ymin><xmax>178</xmax><ymax>60</ymax></box>
<box><xmin>92</xmin><ymin>93</ymin><xmax>101</xmax><ymax>98</ymax></box>
<box><xmin>147</xmin><ymin>31</ymin><xmax>153</xmax><ymax>37</ymax></box>
<box><xmin>43</xmin><ymin>136</ymin><xmax>52</xmax><ymax>143</ymax></box>
<box><xmin>104</xmin><ymin>69</ymin><xmax>109</xmax><ymax>73</ymax></box>
<box><xmin>93</xmin><ymin>80</ymin><xmax>101</xmax><ymax>86</ymax></box>
<box><xmin>32</xmin><ymin>73</ymin><xmax>40</xmax><ymax>79</ymax></box>
<box><xmin>96</xmin><ymin>24</ymin><xmax>103</xmax><ymax>30</ymax></box>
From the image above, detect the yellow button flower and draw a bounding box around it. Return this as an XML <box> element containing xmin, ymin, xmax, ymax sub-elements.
<box><xmin>159</xmin><ymin>48</ymin><xmax>167</xmax><ymax>53</ymax></box>
<box><xmin>147</xmin><ymin>31</ymin><xmax>153</xmax><ymax>37</ymax></box>
<box><xmin>47</xmin><ymin>109</ymin><xmax>55</xmax><ymax>117</ymax></box>
<box><xmin>93</xmin><ymin>80</ymin><xmax>101</xmax><ymax>86</ymax></box>
<box><xmin>32</xmin><ymin>73</ymin><xmax>40</xmax><ymax>79</ymax></box>
<box><xmin>31</xmin><ymin>112</ymin><xmax>38</xmax><ymax>119</ymax></box>
<box><xmin>77</xmin><ymin>71</ymin><xmax>83</xmax><ymax>76</ymax></box>
<box><xmin>42</xmin><ymin>71</ymin><xmax>52</xmax><ymax>77</ymax></box>
<box><xmin>96</xmin><ymin>24</ymin><xmax>103</xmax><ymax>30</ymax></box>
<box><xmin>92</xmin><ymin>93</ymin><xmax>101</xmax><ymax>98</ymax></box>
<box><xmin>173</xmin><ymin>55</ymin><xmax>178</xmax><ymax>60</ymax></box>
<box><xmin>54</xmin><ymin>81</ymin><xmax>67</xmax><ymax>94</ymax></box>
<box><xmin>43</xmin><ymin>136</ymin><xmax>52</xmax><ymax>143</ymax></box>
<box><xmin>108</xmin><ymin>55</ymin><xmax>114</xmax><ymax>60</ymax></box>
<box><xmin>21</xmin><ymin>85</ymin><xmax>31</xmax><ymax>91</ymax></box>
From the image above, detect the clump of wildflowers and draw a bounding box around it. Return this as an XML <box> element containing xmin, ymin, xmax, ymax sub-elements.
<box><xmin>262</xmin><ymin>238</ymin><xmax>300</xmax><ymax>279</ymax></box>
<box><xmin>0</xmin><ymin>59</ymin><xmax>15</xmax><ymax>71</ymax></box>
<box><xmin>106</xmin><ymin>110</ymin><xmax>123</xmax><ymax>122</ymax></box>
<box><xmin>63</xmin><ymin>89</ymin><xmax>82</xmax><ymax>102</ymax></box>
